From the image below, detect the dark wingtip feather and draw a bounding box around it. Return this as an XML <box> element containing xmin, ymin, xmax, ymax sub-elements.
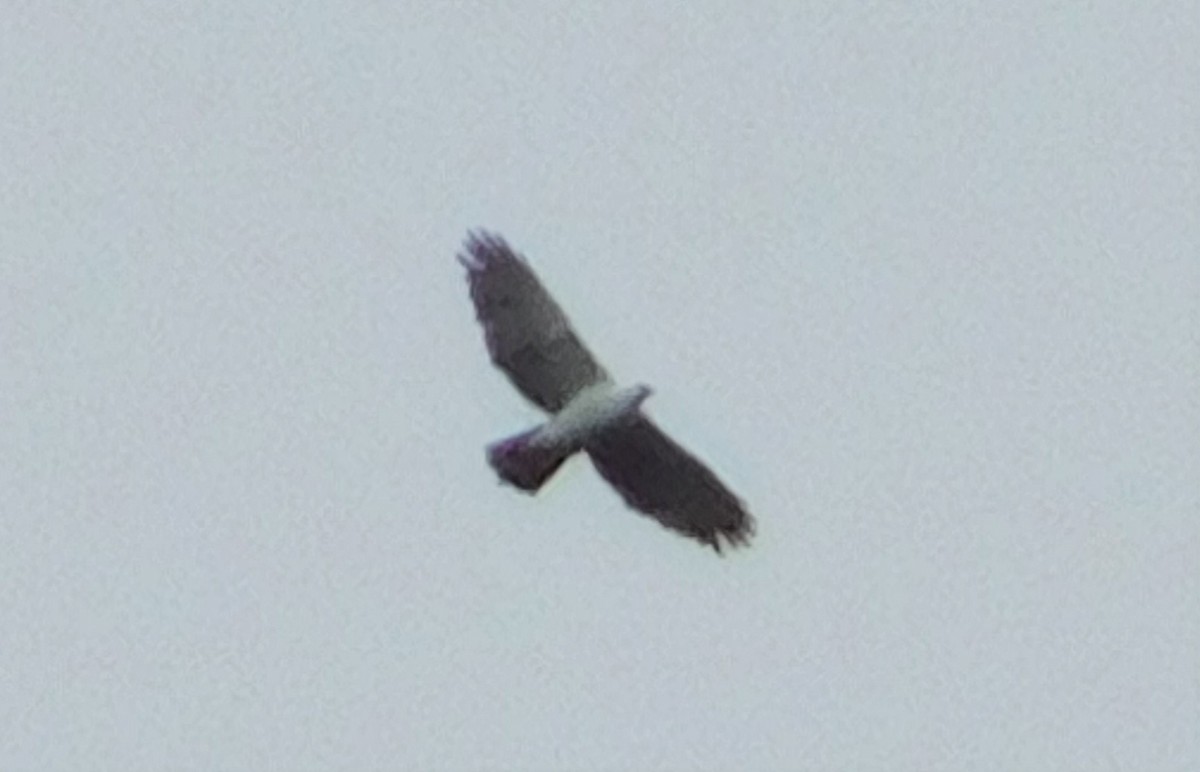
<box><xmin>459</xmin><ymin>230</ymin><xmax>522</xmax><ymax>272</ymax></box>
<box><xmin>699</xmin><ymin>513</ymin><xmax>755</xmax><ymax>555</ymax></box>
<box><xmin>458</xmin><ymin>229</ymin><xmax>499</xmax><ymax>271</ymax></box>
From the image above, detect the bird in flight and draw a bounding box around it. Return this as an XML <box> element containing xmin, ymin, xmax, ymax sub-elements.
<box><xmin>459</xmin><ymin>231</ymin><xmax>754</xmax><ymax>553</ymax></box>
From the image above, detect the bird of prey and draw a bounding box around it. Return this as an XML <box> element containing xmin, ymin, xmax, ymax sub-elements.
<box><xmin>458</xmin><ymin>231</ymin><xmax>754</xmax><ymax>552</ymax></box>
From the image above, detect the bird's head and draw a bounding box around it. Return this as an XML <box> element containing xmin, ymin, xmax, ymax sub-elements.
<box><xmin>622</xmin><ymin>383</ymin><xmax>653</xmax><ymax>411</ymax></box>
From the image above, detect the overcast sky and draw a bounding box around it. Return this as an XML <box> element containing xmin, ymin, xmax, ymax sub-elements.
<box><xmin>2</xmin><ymin>2</ymin><xmax>1197</xmax><ymax>770</ymax></box>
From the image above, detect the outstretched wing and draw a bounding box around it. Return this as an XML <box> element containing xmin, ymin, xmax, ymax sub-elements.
<box><xmin>459</xmin><ymin>231</ymin><xmax>609</xmax><ymax>413</ymax></box>
<box><xmin>586</xmin><ymin>415</ymin><xmax>754</xmax><ymax>552</ymax></box>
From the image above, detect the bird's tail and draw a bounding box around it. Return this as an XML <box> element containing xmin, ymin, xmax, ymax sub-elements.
<box><xmin>486</xmin><ymin>427</ymin><xmax>577</xmax><ymax>492</ymax></box>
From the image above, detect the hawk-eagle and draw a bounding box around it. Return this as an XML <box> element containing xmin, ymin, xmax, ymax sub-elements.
<box><xmin>459</xmin><ymin>231</ymin><xmax>754</xmax><ymax>552</ymax></box>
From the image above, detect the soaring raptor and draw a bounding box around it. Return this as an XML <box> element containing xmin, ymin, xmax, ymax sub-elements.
<box><xmin>459</xmin><ymin>231</ymin><xmax>754</xmax><ymax>552</ymax></box>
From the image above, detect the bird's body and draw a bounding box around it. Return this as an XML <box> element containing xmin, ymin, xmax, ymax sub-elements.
<box><xmin>538</xmin><ymin>381</ymin><xmax>651</xmax><ymax>447</ymax></box>
<box><xmin>459</xmin><ymin>231</ymin><xmax>754</xmax><ymax>552</ymax></box>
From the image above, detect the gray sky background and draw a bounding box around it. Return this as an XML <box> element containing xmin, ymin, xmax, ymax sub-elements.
<box><xmin>2</xmin><ymin>2</ymin><xmax>1197</xmax><ymax>770</ymax></box>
